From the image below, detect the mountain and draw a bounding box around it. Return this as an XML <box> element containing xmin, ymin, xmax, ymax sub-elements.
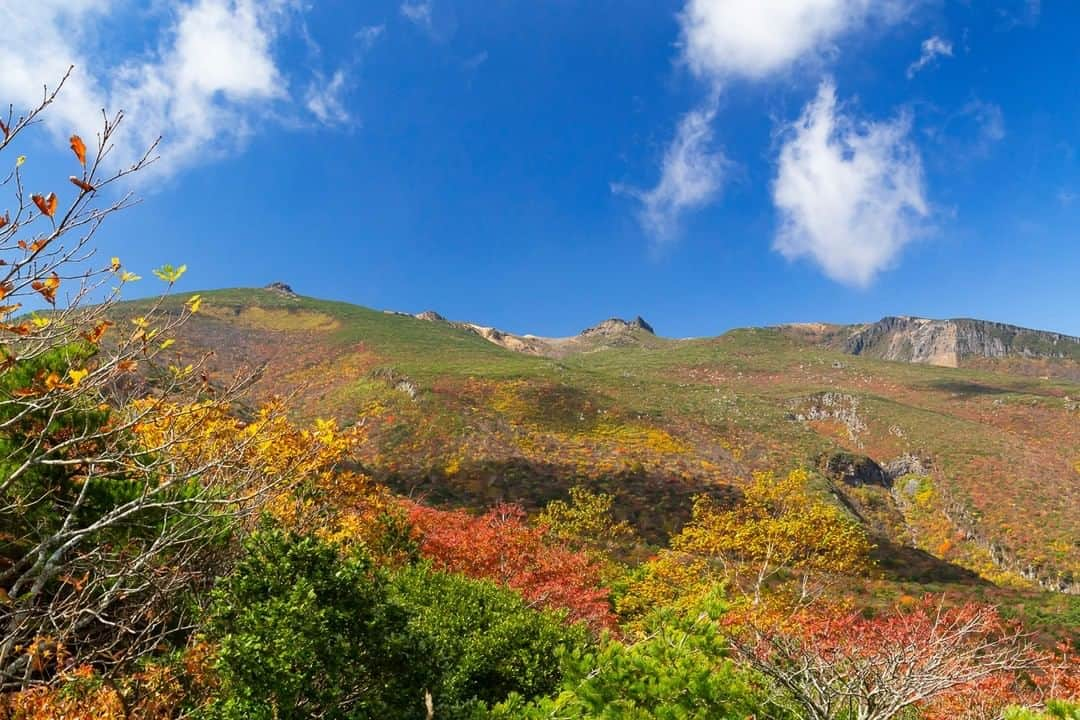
<box><xmin>779</xmin><ymin>317</ymin><xmax>1080</xmax><ymax>380</ymax></box>
<box><xmin>121</xmin><ymin>287</ymin><xmax>1080</xmax><ymax>594</ymax></box>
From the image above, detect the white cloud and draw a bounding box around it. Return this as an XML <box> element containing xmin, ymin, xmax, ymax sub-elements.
<box><xmin>305</xmin><ymin>70</ymin><xmax>350</xmax><ymax>126</ymax></box>
<box><xmin>906</xmin><ymin>35</ymin><xmax>953</xmax><ymax>78</ymax></box>
<box><xmin>0</xmin><ymin>0</ymin><xmax>341</xmax><ymax>177</ymax></box>
<box><xmin>679</xmin><ymin>0</ymin><xmax>888</xmax><ymax>83</ymax></box>
<box><xmin>772</xmin><ymin>80</ymin><xmax>928</xmax><ymax>287</ymax></box>
<box><xmin>626</xmin><ymin>0</ymin><xmax>913</xmax><ymax>243</ymax></box>
<box><xmin>613</xmin><ymin>99</ymin><xmax>728</xmax><ymax>244</ymax></box>
<box><xmin>400</xmin><ymin>1</ymin><xmax>433</xmax><ymax>30</ymax></box>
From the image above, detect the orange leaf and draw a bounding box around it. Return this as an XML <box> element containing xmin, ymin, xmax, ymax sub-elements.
<box><xmin>69</xmin><ymin>176</ymin><xmax>95</xmax><ymax>193</ymax></box>
<box><xmin>0</xmin><ymin>304</ymin><xmax>21</xmax><ymax>317</ymax></box>
<box><xmin>31</xmin><ymin>272</ymin><xmax>60</xmax><ymax>305</ymax></box>
<box><xmin>70</xmin><ymin>135</ymin><xmax>87</xmax><ymax>165</ymax></box>
<box><xmin>81</xmin><ymin>320</ymin><xmax>112</xmax><ymax>345</ymax></box>
<box><xmin>32</xmin><ymin>193</ymin><xmax>57</xmax><ymax>218</ymax></box>
<box><xmin>0</xmin><ymin>212</ymin><xmax>9</xmax><ymax>229</ymax></box>
<box><xmin>118</xmin><ymin>359</ymin><xmax>139</xmax><ymax>373</ymax></box>
<box><xmin>17</xmin><ymin>238</ymin><xmax>47</xmax><ymax>253</ymax></box>
<box><xmin>3</xmin><ymin>323</ymin><xmax>31</xmax><ymax>336</ymax></box>
<box><xmin>0</xmin><ymin>282</ymin><xmax>11</xmax><ymax>300</ymax></box>
<box><xmin>0</xmin><ymin>120</ymin><xmax>8</xmax><ymax>139</ymax></box>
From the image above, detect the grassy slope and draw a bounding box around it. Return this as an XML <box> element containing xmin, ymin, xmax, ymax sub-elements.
<box><xmin>122</xmin><ymin>289</ymin><xmax>1080</xmax><ymax>594</ymax></box>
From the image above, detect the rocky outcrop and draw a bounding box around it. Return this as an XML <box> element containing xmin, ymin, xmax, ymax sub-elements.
<box><xmin>839</xmin><ymin>316</ymin><xmax>1080</xmax><ymax>368</ymax></box>
<box><xmin>264</xmin><ymin>281</ymin><xmax>298</xmax><ymax>299</ymax></box>
<box><xmin>822</xmin><ymin>452</ymin><xmax>888</xmax><ymax>487</ymax></box>
<box><xmin>883</xmin><ymin>453</ymin><xmax>931</xmax><ymax>480</ymax></box>
<box><xmin>789</xmin><ymin>392</ymin><xmax>866</xmax><ymax>446</ymax></box>
<box><xmin>822</xmin><ymin>452</ymin><xmax>931</xmax><ymax>489</ymax></box>
<box><xmin>580</xmin><ymin>316</ymin><xmax>655</xmax><ymax>337</ymax></box>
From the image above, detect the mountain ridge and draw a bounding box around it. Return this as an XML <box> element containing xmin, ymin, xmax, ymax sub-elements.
<box><xmin>114</xmin><ymin>286</ymin><xmax>1080</xmax><ymax>594</ymax></box>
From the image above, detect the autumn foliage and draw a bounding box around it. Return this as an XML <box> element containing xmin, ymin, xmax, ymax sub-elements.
<box><xmin>407</xmin><ymin>501</ymin><xmax>616</xmax><ymax>632</ymax></box>
<box><xmin>734</xmin><ymin>596</ymin><xmax>1045</xmax><ymax>720</ymax></box>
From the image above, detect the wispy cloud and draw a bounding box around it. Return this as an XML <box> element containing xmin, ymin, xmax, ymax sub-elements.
<box><xmin>997</xmin><ymin>0</ymin><xmax>1041</xmax><ymax>29</ymax></box>
<box><xmin>400</xmin><ymin>0</ymin><xmax>433</xmax><ymax>30</ymax></box>
<box><xmin>305</xmin><ymin>70</ymin><xmax>350</xmax><ymax>126</ymax></box>
<box><xmin>907</xmin><ymin>35</ymin><xmax>953</xmax><ymax>78</ymax></box>
<box><xmin>772</xmin><ymin>80</ymin><xmax>928</xmax><ymax>287</ymax></box>
<box><xmin>463</xmin><ymin>51</ymin><xmax>489</xmax><ymax>71</ymax></box>
<box><xmin>356</xmin><ymin>24</ymin><xmax>386</xmax><ymax>49</ymax></box>
<box><xmin>0</xmin><ymin>0</ymin><xmax>306</xmax><ymax>177</ymax></box>
<box><xmin>613</xmin><ymin>98</ymin><xmax>728</xmax><ymax>245</ymax></box>
<box><xmin>963</xmin><ymin>99</ymin><xmax>1005</xmax><ymax>145</ymax></box>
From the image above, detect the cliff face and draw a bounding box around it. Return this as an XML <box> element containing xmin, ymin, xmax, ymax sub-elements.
<box><xmin>839</xmin><ymin>316</ymin><xmax>1080</xmax><ymax>367</ymax></box>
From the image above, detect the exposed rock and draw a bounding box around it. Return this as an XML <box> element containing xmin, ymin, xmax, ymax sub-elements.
<box><xmin>823</xmin><ymin>451</ymin><xmax>889</xmax><ymax>488</ymax></box>
<box><xmin>461</xmin><ymin>323</ymin><xmax>552</xmax><ymax>355</ymax></box>
<box><xmin>264</xmin><ymin>281</ymin><xmax>298</xmax><ymax>299</ymax></box>
<box><xmin>415</xmin><ymin>310</ymin><xmax>447</xmax><ymax>322</ymax></box>
<box><xmin>368</xmin><ymin>367</ymin><xmax>420</xmax><ymax>401</ymax></box>
<box><xmin>580</xmin><ymin>316</ymin><xmax>655</xmax><ymax>337</ymax></box>
<box><xmin>790</xmin><ymin>392</ymin><xmax>866</xmax><ymax>446</ymax></box>
<box><xmin>395</xmin><ymin>379</ymin><xmax>419</xmax><ymax>399</ymax></box>
<box><xmin>839</xmin><ymin>316</ymin><xmax>1080</xmax><ymax>368</ymax></box>
<box><xmin>883</xmin><ymin>453</ymin><xmax>931</xmax><ymax>481</ymax></box>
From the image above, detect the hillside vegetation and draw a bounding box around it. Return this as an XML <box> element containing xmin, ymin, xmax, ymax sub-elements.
<box><xmin>131</xmin><ymin>286</ymin><xmax>1080</xmax><ymax>593</ymax></box>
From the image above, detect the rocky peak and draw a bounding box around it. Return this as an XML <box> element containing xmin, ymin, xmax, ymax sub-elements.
<box><xmin>580</xmin><ymin>316</ymin><xmax>655</xmax><ymax>337</ymax></box>
<box><xmin>265</xmin><ymin>281</ymin><xmax>298</xmax><ymax>299</ymax></box>
<box><xmin>415</xmin><ymin>310</ymin><xmax>447</xmax><ymax>322</ymax></box>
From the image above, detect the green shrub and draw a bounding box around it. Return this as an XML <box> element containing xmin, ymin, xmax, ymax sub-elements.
<box><xmin>390</xmin><ymin>564</ymin><xmax>588</xmax><ymax>718</ymax></box>
<box><xmin>490</xmin><ymin>596</ymin><xmax>777</xmax><ymax>719</ymax></box>
<box><xmin>199</xmin><ymin>528</ymin><xmax>427</xmax><ymax>720</ymax></box>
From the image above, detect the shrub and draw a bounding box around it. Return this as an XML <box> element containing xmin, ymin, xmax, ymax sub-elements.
<box><xmin>199</xmin><ymin>529</ymin><xmax>426</xmax><ymax>720</ymax></box>
<box><xmin>490</xmin><ymin>596</ymin><xmax>775</xmax><ymax>720</ymax></box>
<box><xmin>389</xmin><ymin>564</ymin><xmax>588</xmax><ymax>718</ymax></box>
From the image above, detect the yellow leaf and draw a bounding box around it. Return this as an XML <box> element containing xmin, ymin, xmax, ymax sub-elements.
<box><xmin>159</xmin><ymin>338</ymin><xmax>175</xmax><ymax>350</ymax></box>
<box><xmin>185</xmin><ymin>294</ymin><xmax>202</xmax><ymax>314</ymax></box>
<box><xmin>15</xmin><ymin>155</ymin><xmax>25</xmax><ymax>167</ymax></box>
<box><xmin>110</xmin><ymin>257</ymin><xmax>121</xmax><ymax>271</ymax></box>
<box><xmin>120</xmin><ymin>271</ymin><xmax>141</xmax><ymax>282</ymax></box>
<box><xmin>31</xmin><ymin>272</ymin><xmax>60</xmax><ymax>305</ymax></box>
<box><xmin>68</xmin><ymin>368</ymin><xmax>89</xmax><ymax>388</ymax></box>
<box><xmin>153</xmin><ymin>263</ymin><xmax>187</xmax><ymax>283</ymax></box>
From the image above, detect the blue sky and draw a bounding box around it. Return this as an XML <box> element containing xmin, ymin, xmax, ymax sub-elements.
<box><xmin>2</xmin><ymin>0</ymin><xmax>1078</xmax><ymax>337</ymax></box>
